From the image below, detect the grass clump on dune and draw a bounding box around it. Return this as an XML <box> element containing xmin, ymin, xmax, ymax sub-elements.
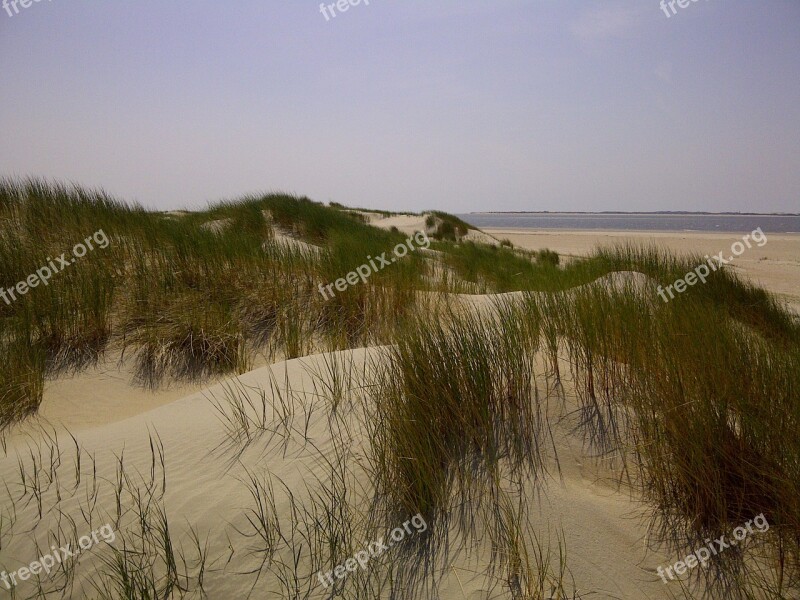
<box><xmin>594</xmin><ymin>244</ymin><xmax>799</xmax><ymax>345</ymax></box>
<box><xmin>626</xmin><ymin>296</ymin><xmax>799</xmax><ymax>597</ymax></box>
<box><xmin>0</xmin><ymin>178</ymin><xmax>434</xmax><ymax>426</ymax></box>
<box><xmin>369</xmin><ymin>306</ymin><xmax>546</xmax><ymax>518</ymax></box>
<box><xmin>366</xmin><ymin>303</ymin><xmax>575</xmax><ymax>597</ymax></box>
<box><xmin>435</xmin><ymin>240</ymin><xmax>582</xmax><ymax>292</ymax></box>
<box><xmin>512</xmin><ymin>274</ymin><xmax>800</xmax><ymax>598</ymax></box>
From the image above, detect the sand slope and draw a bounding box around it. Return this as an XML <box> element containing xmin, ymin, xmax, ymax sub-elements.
<box><xmin>0</xmin><ymin>272</ymin><xmax>694</xmax><ymax>599</ymax></box>
<box><xmin>0</xmin><ymin>346</ymin><xmax>679</xmax><ymax>599</ymax></box>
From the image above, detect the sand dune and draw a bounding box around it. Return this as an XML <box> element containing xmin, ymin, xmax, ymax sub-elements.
<box><xmin>2</xmin><ymin>225</ymin><xmax>794</xmax><ymax>598</ymax></box>
<box><xmin>0</xmin><ymin>271</ymin><xmax>688</xmax><ymax>599</ymax></box>
<box><xmin>0</xmin><ymin>344</ymin><xmax>678</xmax><ymax>599</ymax></box>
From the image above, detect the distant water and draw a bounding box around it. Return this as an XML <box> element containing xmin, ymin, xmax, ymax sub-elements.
<box><xmin>458</xmin><ymin>213</ymin><xmax>800</xmax><ymax>234</ymax></box>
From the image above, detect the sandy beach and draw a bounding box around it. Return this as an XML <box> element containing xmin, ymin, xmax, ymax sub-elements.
<box><xmin>0</xmin><ymin>191</ymin><xmax>796</xmax><ymax>599</ymax></box>
<box><xmin>485</xmin><ymin>228</ymin><xmax>800</xmax><ymax>313</ymax></box>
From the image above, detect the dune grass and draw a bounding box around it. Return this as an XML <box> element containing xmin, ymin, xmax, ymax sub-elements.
<box><xmin>433</xmin><ymin>239</ymin><xmax>613</xmax><ymax>293</ymax></box>
<box><xmin>504</xmin><ymin>272</ymin><xmax>800</xmax><ymax>598</ymax></box>
<box><xmin>1</xmin><ymin>177</ymin><xmax>799</xmax><ymax>597</ymax></box>
<box><xmin>368</xmin><ymin>305</ymin><xmax>546</xmax><ymax>518</ymax></box>
<box><xmin>0</xmin><ymin>179</ymin><xmax>430</xmax><ymax>422</ymax></box>
<box><xmin>4</xmin><ymin>180</ymin><xmax>792</xmax><ymax>430</ymax></box>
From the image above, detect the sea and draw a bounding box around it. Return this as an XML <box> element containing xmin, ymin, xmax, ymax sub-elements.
<box><xmin>458</xmin><ymin>213</ymin><xmax>800</xmax><ymax>234</ymax></box>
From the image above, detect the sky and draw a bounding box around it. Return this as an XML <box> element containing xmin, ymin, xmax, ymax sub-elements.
<box><xmin>1</xmin><ymin>0</ymin><xmax>798</xmax><ymax>213</ymax></box>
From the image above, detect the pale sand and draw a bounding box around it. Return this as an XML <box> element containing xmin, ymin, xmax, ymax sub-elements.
<box><xmin>486</xmin><ymin>228</ymin><xmax>800</xmax><ymax>312</ymax></box>
<box><xmin>369</xmin><ymin>213</ymin><xmax>501</xmax><ymax>246</ymax></box>
<box><xmin>5</xmin><ymin>229</ymin><xmax>795</xmax><ymax>598</ymax></box>
<box><xmin>271</xmin><ymin>230</ymin><xmax>323</xmax><ymax>254</ymax></box>
<box><xmin>368</xmin><ymin>213</ymin><xmax>426</xmax><ymax>235</ymax></box>
<box><xmin>1</xmin><ymin>345</ymin><xmax>678</xmax><ymax>599</ymax></box>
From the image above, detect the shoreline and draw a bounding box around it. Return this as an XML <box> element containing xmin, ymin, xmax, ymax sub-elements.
<box><xmin>467</xmin><ymin>212</ymin><xmax>800</xmax><ymax>217</ymax></box>
<box><xmin>478</xmin><ymin>228</ymin><xmax>800</xmax><ymax>235</ymax></box>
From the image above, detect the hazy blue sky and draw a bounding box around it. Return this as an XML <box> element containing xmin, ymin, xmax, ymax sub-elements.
<box><xmin>1</xmin><ymin>1</ymin><xmax>798</xmax><ymax>213</ymax></box>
